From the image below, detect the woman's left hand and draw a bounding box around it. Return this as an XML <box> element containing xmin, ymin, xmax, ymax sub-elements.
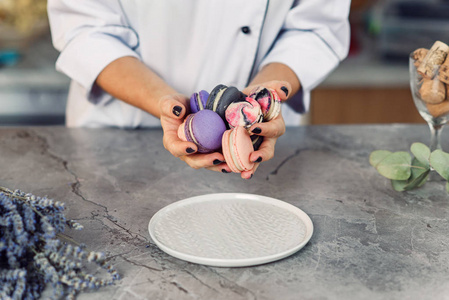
<box><xmin>239</xmin><ymin>80</ymin><xmax>290</xmax><ymax>179</ymax></box>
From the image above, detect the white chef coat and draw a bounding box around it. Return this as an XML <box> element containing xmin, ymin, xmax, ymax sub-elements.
<box><xmin>47</xmin><ymin>0</ymin><xmax>350</xmax><ymax>128</ymax></box>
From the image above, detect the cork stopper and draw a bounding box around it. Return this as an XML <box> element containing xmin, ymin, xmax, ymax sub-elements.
<box><xmin>417</xmin><ymin>41</ymin><xmax>449</xmax><ymax>79</ymax></box>
<box><xmin>427</xmin><ymin>100</ymin><xmax>449</xmax><ymax>118</ymax></box>
<box><xmin>438</xmin><ymin>56</ymin><xmax>449</xmax><ymax>84</ymax></box>
<box><xmin>412</xmin><ymin>48</ymin><xmax>428</xmax><ymax>67</ymax></box>
<box><xmin>419</xmin><ymin>77</ymin><xmax>446</xmax><ymax>104</ymax></box>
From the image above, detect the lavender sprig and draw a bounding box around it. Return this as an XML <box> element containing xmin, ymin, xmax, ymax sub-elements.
<box><xmin>0</xmin><ymin>187</ymin><xmax>121</xmax><ymax>299</ymax></box>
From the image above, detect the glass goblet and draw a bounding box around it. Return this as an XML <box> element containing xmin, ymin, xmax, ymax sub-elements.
<box><xmin>409</xmin><ymin>53</ymin><xmax>449</xmax><ymax>152</ymax></box>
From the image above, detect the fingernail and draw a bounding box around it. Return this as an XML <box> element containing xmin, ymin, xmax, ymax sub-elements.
<box><xmin>252</xmin><ymin>127</ymin><xmax>261</xmax><ymax>134</ymax></box>
<box><xmin>213</xmin><ymin>159</ymin><xmax>223</xmax><ymax>165</ymax></box>
<box><xmin>186</xmin><ymin>147</ymin><xmax>195</xmax><ymax>153</ymax></box>
<box><xmin>222</xmin><ymin>169</ymin><xmax>231</xmax><ymax>173</ymax></box>
<box><xmin>281</xmin><ymin>86</ymin><xmax>289</xmax><ymax>97</ymax></box>
<box><xmin>254</xmin><ymin>157</ymin><xmax>262</xmax><ymax>163</ymax></box>
<box><xmin>173</xmin><ymin>105</ymin><xmax>182</xmax><ymax>116</ymax></box>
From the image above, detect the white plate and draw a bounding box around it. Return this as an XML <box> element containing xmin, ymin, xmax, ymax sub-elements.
<box><xmin>148</xmin><ymin>193</ymin><xmax>313</xmax><ymax>267</ymax></box>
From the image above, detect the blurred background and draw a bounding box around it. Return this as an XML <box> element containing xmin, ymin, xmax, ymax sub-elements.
<box><xmin>0</xmin><ymin>0</ymin><xmax>67</xmax><ymax>126</ymax></box>
<box><xmin>0</xmin><ymin>0</ymin><xmax>447</xmax><ymax>126</ymax></box>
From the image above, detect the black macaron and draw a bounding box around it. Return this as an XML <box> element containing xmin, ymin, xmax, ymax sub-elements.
<box><xmin>251</xmin><ymin>135</ymin><xmax>264</xmax><ymax>151</ymax></box>
<box><xmin>206</xmin><ymin>84</ymin><xmax>246</xmax><ymax>123</ymax></box>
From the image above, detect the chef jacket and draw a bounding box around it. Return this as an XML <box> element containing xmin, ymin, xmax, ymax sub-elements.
<box><xmin>47</xmin><ymin>0</ymin><xmax>351</xmax><ymax>128</ymax></box>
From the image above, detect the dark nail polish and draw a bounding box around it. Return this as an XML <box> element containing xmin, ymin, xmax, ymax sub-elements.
<box><xmin>252</xmin><ymin>127</ymin><xmax>262</xmax><ymax>134</ymax></box>
<box><xmin>281</xmin><ymin>86</ymin><xmax>289</xmax><ymax>97</ymax></box>
<box><xmin>222</xmin><ymin>169</ymin><xmax>231</xmax><ymax>173</ymax></box>
<box><xmin>213</xmin><ymin>159</ymin><xmax>223</xmax><ymax>165</ymax></box>
<box><xmin>255</xmin><ymin>157</ymin><xmax>262</xmax><ymax>163</ymax></box>
<box><xmin>186</xmin><ymin>147</ymin><xmax>195</xmax><ymax>153</ymax></box>
<box><xmin>173</xmin><ymin>106</ymin><xmax>182</xmax><ymax>116</ymax></box>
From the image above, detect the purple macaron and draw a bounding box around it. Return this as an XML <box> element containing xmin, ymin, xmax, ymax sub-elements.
<box><xmin>190</xmin><ymin>90</ymin><xmax>209</xmax><ymax>113</ymax></box>
<box><xmin>180</xmin><ymin>109</ymin><xmax>226</xmax><ymax>153</ymax></box>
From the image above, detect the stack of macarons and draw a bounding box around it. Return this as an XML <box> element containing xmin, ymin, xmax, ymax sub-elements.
<box><xmin>178</xmin><ymin>84</ymin><xmax>282</xmax><ymax>173</ymax></box>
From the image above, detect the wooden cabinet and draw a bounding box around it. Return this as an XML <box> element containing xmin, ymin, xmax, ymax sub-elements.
<box><xmin>310</xmin><ymin>87</ymin><xmax>426</xmax><ymax>125</ymax></box>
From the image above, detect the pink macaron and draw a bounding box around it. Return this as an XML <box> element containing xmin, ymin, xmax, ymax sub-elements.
<box><xmin>225</xmin><ymin>97</ymin><xmax>263</xmax><ymax>129</ymax></box>
<box><xmin>222</xmin><ymin>126</ymin><xmax>255</xmax><ymax>173</ymax></box>
<box><xmin>249</xmin><ymin>87</ymin><xmax>281</xmax><ymax>121</ymax></box>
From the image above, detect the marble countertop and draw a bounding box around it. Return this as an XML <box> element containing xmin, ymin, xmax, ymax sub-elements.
<box><xmin>1</xmin><ymin>125</ymin><xmax>449</xmax><ymax>299</ymax></box>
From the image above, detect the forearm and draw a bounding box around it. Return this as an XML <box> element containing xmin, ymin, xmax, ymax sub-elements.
<box><xmin>248</xmin><ymin>63</ymin><xmax>301</xmax><ymax>97</ymax></box>
<box><xmin>95</xmin><ymin>56</ymin><xmax>178</xmax><ymax>118</ymax></box>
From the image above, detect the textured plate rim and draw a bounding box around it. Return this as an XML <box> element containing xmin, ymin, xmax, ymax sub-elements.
<box><xmin>148</xmin><ymin>193</ymin><xmax>313</xmax><ymax>267</ymax></box>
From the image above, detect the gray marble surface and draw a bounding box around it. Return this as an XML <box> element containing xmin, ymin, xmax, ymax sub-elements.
<box><xmin>1</xmin><ymin>125</ymin><xmax>449</xmax><ymax>300</ymax></box>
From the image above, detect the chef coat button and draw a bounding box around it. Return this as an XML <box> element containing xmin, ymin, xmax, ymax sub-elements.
<box><xmin>241</xmin><ymin>26</ymin><xmax>251</xmax><ymax>34</ymax></box>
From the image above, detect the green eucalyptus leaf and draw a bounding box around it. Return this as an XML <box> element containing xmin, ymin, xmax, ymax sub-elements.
<box><xmin>369</xmin><ymin>150</ymin><xmax>392</xmax><ymax>167</ymax></box>
<box><xmin>409</xmin><ymin>157</ymin><xmax>430</xmax><ymax>189</ymax></box>
<box><xmin>407</xmin><ymin>158</ymin><xmax>430</xmax><ymax>189</ymax></box>
<box><xmin>430</xmin><ymin>150</ymin><xmax>449</xmax><ymax>180</ymax></box>
<box><xmin>391</xmin><ymin>180</ymin><xmax>407</xmax><ymax>192</ymax></box>
<box><xmin>406</xmin><ymin>170</ymin><xmax>430</xmax><ymax>189</ymax></box>
<box><xmin>391</xmin><ymin>158</ymin><xmax>430</xmax><ymax>191</ymax></box>
<box><xmin>410</xmin><ymin>142</ymin><xmax>430</xmax><ymax>168</ymax></box>
<box><xmin>415</xmin><ymin>171</ymin><xmax>430</xmax><ymax>188</ymax></box>
<box><xmin>374</xmin><ymin>151</ymin><xmax>412</xmax><ymax>180</ymax></box>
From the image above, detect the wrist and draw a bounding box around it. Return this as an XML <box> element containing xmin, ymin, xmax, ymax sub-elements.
<box><xmin>251</xmin><ymin>63</ymin><xmax>301</xmax><ymax>97</ymax></box>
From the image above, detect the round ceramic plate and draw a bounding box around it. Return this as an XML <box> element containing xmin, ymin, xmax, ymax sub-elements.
<box><xmin>148</xmin><ymin>193</ymin><xmax>313</xmax><ymax>267</ymax></box>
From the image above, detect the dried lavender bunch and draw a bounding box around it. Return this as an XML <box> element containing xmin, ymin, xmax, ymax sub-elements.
<box><xmin>0</xmin><ymin>187</ymin><xmax>120</xmax><ymax>299</ymax></box>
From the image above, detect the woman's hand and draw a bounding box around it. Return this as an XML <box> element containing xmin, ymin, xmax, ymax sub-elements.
<box><xmin>159</xmin><ymin>94</ymin><xmax>232</xmax><ymax>173</ymax></box>
<box><xmin>239</xmin><ymin>80</ymin><xmax>290</xmax><ymax>179</ymax></box>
